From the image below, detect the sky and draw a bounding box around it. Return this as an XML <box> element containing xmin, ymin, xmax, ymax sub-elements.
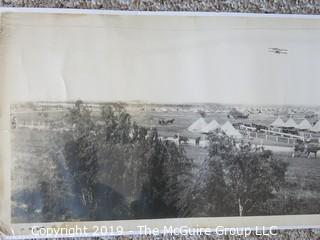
<box><xmin>2</xmin><ymin>13</ymin><xmax>320</xmax><ymax>106</ymax></box>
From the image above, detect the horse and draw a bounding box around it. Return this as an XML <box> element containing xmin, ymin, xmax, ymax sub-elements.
<box><xmin>167</xmin><ymin>118</ymin><xmax>175</xmax><ymax>124</ymax></box>
<box><xmin>159</xmin><ymin>119</ymin><xmax>175</xmax><ymax>125</ymax></box>
<box><xmin>195</xmin><ymin>137</ymin><xmax>201</xmax><ymax>146</ymax></box>
<box><xmin>292</xmin><ymin>140</ymin><xmax>320</xmax><ymax>158</ymax></box>
<box><xmin>292</xmin><ymin>143</ymin><xmax>306</xmax><ymax>158</ymax></box>
<box><xmin>179</xmin><ymin>136</ymin><xmax>189</xmax><ymax>145</ymax></box>
<box><xmin>292</xmin><ymin>138</ymin><xmax>305</xmax><ymax>158</ymax></box>
<box><xmin>158</xmin><ymin>119</ymin><xmax>167</xmax><ymax>125</ymax></box>
<box><xmin>305</xmin><ymin>143</ymin><xmax>320</xmax><ymax>158</ymax></box>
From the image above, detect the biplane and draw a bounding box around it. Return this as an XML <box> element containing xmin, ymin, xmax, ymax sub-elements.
<box><xmin>268</xmin><ymin>47</ymin><xmax>288</xmax><ymax>54</ymax></box>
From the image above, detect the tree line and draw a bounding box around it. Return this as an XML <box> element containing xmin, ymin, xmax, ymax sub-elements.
<box><xmin>37</xmin><ymin>100</ymin><xmax>288</xmax><ymax>221</ymax></box>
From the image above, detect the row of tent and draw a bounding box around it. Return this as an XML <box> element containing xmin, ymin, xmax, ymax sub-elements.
<box><xmin>188</xmin><ymin>117</ymin><xmax>242</xmax><ymax>139</ymax></box>
<box><xmin>271</xmin><ymin>117</ymin><xmax>320</xmax><ymax>132</ymax></box>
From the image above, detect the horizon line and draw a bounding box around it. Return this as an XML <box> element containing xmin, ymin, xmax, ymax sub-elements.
<box><xmin>10</xmin><ymin>100</ymin><xmax>320</xmax><ymax>108</ymax></box>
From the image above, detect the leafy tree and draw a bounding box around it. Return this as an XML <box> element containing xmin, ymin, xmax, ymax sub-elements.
<box><xmin>97</xmin><ymin>104</ymin><xmax>146</xmax><ymax>200</ymax></box>
<box><xmin>92</xmin><ymin>183</ymin><xmax>129</xmax><ymax>220</ymax></box>
<box><xmin>99</xmin><ymin>104</ymin><xmax>132</xmax><ymax>144</ymax></box>
<box><xmin>131</xmin><ymin>128</ymin><xmax>194</xmax><ymax>218</ymax></box>
<box><xmin>64</xmin><ymin>100</ymin><xmax>99</xmax><ymax>217</ymax></box>
<box><xmin>163</xmin><ymin>140</ymin><xmax>194</xmax><ymax>217</ymax></box>
<box><xmin>199</xmin><ymin>131</ymin><xmax>288</xmax><ymax>216</ymax></box>
<box><xmin>97</xmin><ymin>104</ymin><xmax>194</xmax><ymax>218</ymax></box>
<box><xmin>62</xmin><ymin>101</ymin><xmax>195</xmax><ymax>220</ymax></box>
<box><xmin>189</xmin><ymin>156</ymin><xmax>233</xmax><ymax>217</ymax></box>
<box><xmin>131</xmin><ymin>128</ymin><xmax>174</xmax><ymax>218</ymax></box>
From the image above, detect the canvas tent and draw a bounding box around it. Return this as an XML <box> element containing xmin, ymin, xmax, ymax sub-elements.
<box><xmin>270</xmin><ymin>117</ymin><xmax>285</xmax><ymax>128</ymax></box>
<box><xmin>221</xmin><ymin>121</ymin><xmax>242</xmax><ymax>139</ymax></box>
<box><xmin>201</xmin><ymin>119</ymin><xmax>220</xmax><ymax>133</ymax></box>
<box><xmin>311</xmin><ymin>120</ymin><xmax>320</xmax><ymax>132</ymax></box>
<box><xmin>284</xmin><ymin>118</ymin><xmax>298</xmax><ymax>128</ymax></box>
<box><xmin>188</xmin><ymin>117</ymin><xmax>207</xmax><ymax>133</ymax></box>
<box><xmin>297</xmin><ymin>119</ymin><xmax>312</xmax><ymax>130</ymax></box>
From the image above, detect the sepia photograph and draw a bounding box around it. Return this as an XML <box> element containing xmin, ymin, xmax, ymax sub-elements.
<box><xmin>1</xmin><ymin>11</ymin><xmax>320</xmax><ymax>227</ymax></box>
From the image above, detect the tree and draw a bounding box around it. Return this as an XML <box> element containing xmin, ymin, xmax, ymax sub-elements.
<box><xmin>129</xmin><ymin>128</ymin><xmax>194</xmax><ymax>218</ymax></box>
<box><xmin>162</xmin><ymin>140</ymin><xmax>194</xmax><ymax>217</ymax></box>
<box><xmin>64</xmin><ymin>100</ymin><xmax>99</xmax><ymax>218</ymax></box>
<box><xmin>99</xmin><ymin>104</ymin><xmax>131</xmax><ymax>144</ymax></box>
<box><xmin>201</xmin><ymin>131</ymin><xmax>288</xmax><ymax>216</ymax></box>
<box><xmin>97</xmin><ymin>104</ymin><xmax>146</xmax><ymax>200</ymax></box>
<box><xmin>97</xmin><ymin>104</ymin><xmax>194</xmax><ymax>218</ymax></box>
<box><xmin>129</xmin><ymin>128</ymin><xmax>172</xmax><ymax>218</ymax></box>
<box><xmin>62</xmin><ymin>101</ymin><xmax>195</xmax><ymax>220</ymax></box>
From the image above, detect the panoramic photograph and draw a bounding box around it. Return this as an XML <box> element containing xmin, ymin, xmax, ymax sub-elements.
<box><xmin>4</xmin><ymin>13</ymin><xmax>320</xmax><ymax>223</ymax></box>
<box><xmin>10</xmin><ymin>100</ymin><xmax>320</xmax><ymax>222</ymax></box>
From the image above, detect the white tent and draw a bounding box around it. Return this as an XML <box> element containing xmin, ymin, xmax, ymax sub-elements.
<box><xmin>297</xmin><ymin>119</ymin><xmax>312</xmax><ymax>130</ymax></box>
<box><xmin>284</xmin><ymin>118</ymin><xmax>298</xmax><ymax>128</ymax></box>
<box><xmin>270</xmin><ymin>117</ymin><xmax>285</xmax><ymax>128</ymax></box>
<box><xmin>311</xmin><ymin>120</ymin><xmax>320</xmax><ymax>132</ymax></box>
<box><xmin>221</xmin><ymin>121</ymin><xmax>242</xmax><ymax>139</ymax></box>
<box><xmin>188</xmin><ymin>117</ymin><xmax>207</xmax><ymax>133</ymax></box>
<box><xmin>201</xmin><ymin>119</ymin><xmax>220</xmax><ymax>133</ymax></box>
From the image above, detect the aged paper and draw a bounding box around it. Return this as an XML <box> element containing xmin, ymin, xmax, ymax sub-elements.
<box><xmin>0</xmin><ymin>9</ymin><xmax>320</xmax><ymax>236</ymax></box>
